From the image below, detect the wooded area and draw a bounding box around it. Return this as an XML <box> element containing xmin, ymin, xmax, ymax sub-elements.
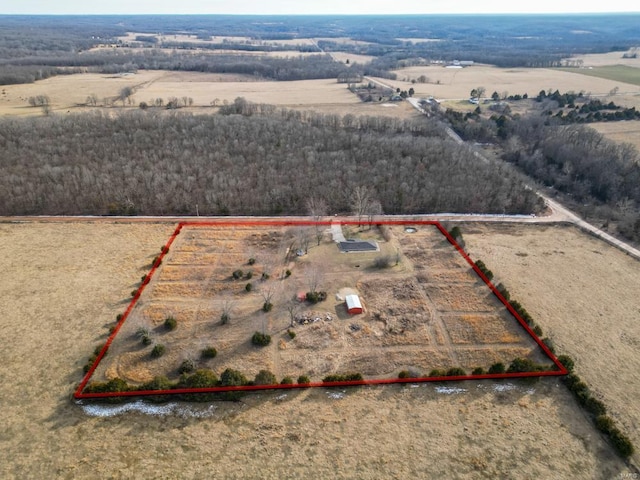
<box><xmin>0</xmin><ymin>107</ymin><xmax>541</xmax><ymax>216</ymax></box>
<box><xmin>444</xmin><ymin>96</ymin><xmax>640</xmax><ymax>243</ymax></box>
<box><xmin>1</xmin><ymin>14</ymin><xmax>639</xmax><ymax>84</ymax></box>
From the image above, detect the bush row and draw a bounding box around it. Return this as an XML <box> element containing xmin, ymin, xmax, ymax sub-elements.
<box><xmin>85</xmin><ymin>367</ymin><xmax>315</xmax><ymax>397</ymax></box>
<box><xmin>560</xmin><ymin>358</ymin><xmax>634</xmax><ymax>458</ymax></box>
<box><xmin>322</xmin><ymin>373</ymin><xmax>364</xmax><ymax>382</ymax></box>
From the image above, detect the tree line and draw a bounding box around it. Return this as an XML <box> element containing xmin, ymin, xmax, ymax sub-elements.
<box><xmin>0</xmin><ymin>106</ymin><xmax>541</xmax><ymax>217</ymax></box>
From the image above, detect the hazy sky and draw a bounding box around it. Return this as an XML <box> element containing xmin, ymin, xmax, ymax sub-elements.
<box><xmin>2</xmin><ymin>0</ymin><xmax>639</xmax><ymax>15</ymax></box>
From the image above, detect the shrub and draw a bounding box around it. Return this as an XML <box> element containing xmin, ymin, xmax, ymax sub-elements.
<box><xmin>220</xmin><ymin>368</ymin><xmax>248</xmax><ymax>386</ymax></box>
<box><xmin>472</xmin><ymin>367</ymin><xmax>485</xmax><ymax>375</ymax></box>
<box><xmin>532</xmin><ymin>325</ymin><xmax>544</xmax><ymax>337</ymax></box>
<box><xmin>262</xmin><ymin>302</ymin><xmax>273</xmax><ymax>312</ymax></box>
<box><xmin>245</xmin><ymin>271</ymin><xmax>253</xmax><ymax>279</ymax></box>
<box><xmin>151</xmin><ymin>344</ymin><xmax>165</xmax><ymax>358</ymax></box>
<box><xmin>232</xmin><ymin>269</ymin><xmax>244</xmax><ymax>279</ymax></box>
<box><xmin>541</xmin><ymin>337</ymin><xmax>555</xmax><ymax>353</ymax></box>
<box><xmin>446</xmin><ymin>367</ymin><xmax>467</xmax><ymax>376</ymax></box>
<box><xmin>131</xmin><ymin>290</ymin><xmax>138</xmax><ymax>297</ymax></box>
<box><xmin>585</xmin><ymin>396</ymin><xmax>607</xmax><ymax>416</ymax></box>
<box><xmin>182</xmin><ymin>369</ymin><xmax>219</xmax><ymax>388</ymax></box>
<box><xmin>285</xmin><ymin>269</ymin><xmax>291</xmax><ymax>278</ymax></box>
<box><xmin>152</xmin><ymin>256</ymin><xmax>162</xmax><ymax>266</ymax></box>
<box><xmin>164</xmin><ymin>316</ymin><xmax>177</xmax><ymax>331</ymax></box>
<box><xmin>248</xmin><ymin>257</ymin><xmax>256</xmax><ymax>265</ymax></box>
<box><xmin>261</xmin><ymin>272</ymin><xmax>270</xmax><ymax>280</ymax></box>
<box><xmin>254</xmin><ymin>369</ymin><xmax>278</xmax><ymax>385</ymax></box>
<box><xmin>595</xmin><ymin>415</ymin><xmax>615</xmax><ymax>434</ymax></box>
<box><xmin>557</xmin><ymin>355</ymin><xmax>575</xmax><ymax>373</ymax></box>
<box><xmin>373</xmin><ymin>255</ymin><xmax>393</xmax><ymax>269</ymax></box>
<box><xmin>474</xmin><ymin>260</ymin><xmax>494</xmax><ymax>281</ymax></box>
<box><xmin>221</xmin><ymin>312</ymin><xmax>230</xmax><ymax>324</ymax></box>
<box><xmin>322</xmin><ymin>373</ymin><xmax>363</xmax><ymax>383</ymax></box>
<box><xmin>562</xmin><ymin>373</ymin><xmax>581</xmax><ymax>390</ymax></box>
<box><xmin>116</xmin><ymin>313</ymin><xmax>123</xmax><ymax>322</ymax></box>
<box><xmin>252</xmin><ymin>331</ymin><xmax>271</xmax><ymax>346</ymax></box>
<box><xmin>305</xmin><ymin>291</ymin><xmax>327</xmax><ymax>303</ymax></box>
<box><xmin>507</xmin><ymin>358</ymin><xmax>546</xmax><ymax>373</ymax></box>
<box><xmin>201</xmin><ymin>347</ymin><xmax>217</xmax><ymax>359</ymax></box>
<box><xmin>398</xmin><ymin>370</ymin><xmax>411</xmax><ymax>379</ymax></box>
<box><xmin>178</xmin><ymin>358</ymin><xmax>196</xmax><ymax>374</ymax></box>
<box><xmin>245</xmin><ymin>282</ymin><xmax>253</xmax><ymax>292</ymax></box>
<box><xmin>287</xmin><ymin>329</ymin><xmax>296</xmax><ymax>339</ymax></box>
<box><xmin>136</xmin><ymin>327</ymin><xmax>152</xmax><ymax>345</ymax></box>
<box><xmin>297</xmin><ymin>375</ymin><xmax>311</xmax><ymax>384</ymax></box>
<box><xmin>281</xmin><ymin>376</ymin><xmax>294</xmax><ymax>385</ymax></box>
<box><xmin>428</xmin><ymin>369</ymin><xmax>447</xmax><ymax>377</ymax></box>
<box><xmin>141</xmin><ymin>375</ymin><xmax>173</xmax><ymax>391</ymax></box>
<box><xmin>448</xmin><ymin>226</ymin><xmax>465</xmax><ymax>246</ymax></box>
<box><xmin>488</xmin><ymin>362</ymin><xmax>505</xmax><ymax>374</ymax></box>
<box><xmin>609</xmin><ymin>429</ymin><xmax>635</xmax><ymax>458</ymax></box>
<box><xmin>495</xmin><ymin>283</ymin><xmax>510</xmax><ymax>301</ymax></box>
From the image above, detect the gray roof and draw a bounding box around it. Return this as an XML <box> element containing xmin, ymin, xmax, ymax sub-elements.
<box><xmin>338</xmin><ymin>240</ymin><xmax>379</xmax><ymax>253</ymax></box>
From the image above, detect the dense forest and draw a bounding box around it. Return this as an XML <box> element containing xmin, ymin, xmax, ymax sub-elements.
<box><xmin>0</xmin><ymin>105</ymin><xmax>541</xmax><ymax>216</ymax></box>
<box><xmin>1</xmin><ymin>14</ymin><xmax>639</xmax><ymax>84</ymax></box>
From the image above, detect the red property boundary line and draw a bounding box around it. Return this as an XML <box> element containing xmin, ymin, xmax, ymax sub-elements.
<box><xmin>74</xmin><ymin>220</ymin><xmax>567</xmax><ymax>400</ymax></box>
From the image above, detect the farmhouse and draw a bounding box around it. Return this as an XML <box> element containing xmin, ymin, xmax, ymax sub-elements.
<box><xmin>346</xmin><ymin>294</ymin><xmax>363</xmax><ymax>315</ymax></box>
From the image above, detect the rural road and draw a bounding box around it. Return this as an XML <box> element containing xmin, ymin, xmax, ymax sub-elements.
<box><xmin>401</xmin><ymin>95</ymin><xmax>640</xmax><ymax>262</ymax></box>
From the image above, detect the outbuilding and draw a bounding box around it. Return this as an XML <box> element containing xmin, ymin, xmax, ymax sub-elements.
<box><xmin>345</xmin><ymin>294</ymin><xmax>363</xmax><ymax>315</ymax></box>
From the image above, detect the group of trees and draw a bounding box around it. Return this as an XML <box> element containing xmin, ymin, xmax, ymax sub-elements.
<box><xmin>0</xmin><ymin>105</ymin><xmax>541</xmax><ymax>217</ymax></box>
<box><xmin>440</xmin><ymin>89</ymin><xmax>640</xmax><ymax>243</ymax></box>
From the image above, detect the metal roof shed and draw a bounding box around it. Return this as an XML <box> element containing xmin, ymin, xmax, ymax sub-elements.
<box><xmin>346</xmin><ymin>294</ymin><xmax>363</xmax><ymax>315</ymax></box>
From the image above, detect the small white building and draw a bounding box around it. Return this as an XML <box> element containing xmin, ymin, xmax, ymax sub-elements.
<box><xmin>346</xmin><ymin>295</ymin><xmax>363</xmax><ymax>315</ymax></box>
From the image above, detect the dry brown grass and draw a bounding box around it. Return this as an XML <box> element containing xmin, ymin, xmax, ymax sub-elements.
<box><xmin>589</xmin><ymin>121</ymin><xmax>640</xmax><ymax>152</ymax></box>
<box><xmin>463</xmin><ymin>222</ymin><xmax>640</xmax><ymax>466</ymax></box>
<box><xmin>0</xmin><ymin>70</ymin><xmax>419</xmax><ymax>118</ymax></box>
<box><xmin>0</xmin><ymin>220</ymin><xmax>634</xmax><ymax>478</ymax></box>
<box><xmin>92</xmin><ymin>223</ymin><xmax>553</xmax><ymax>387</ymax></box>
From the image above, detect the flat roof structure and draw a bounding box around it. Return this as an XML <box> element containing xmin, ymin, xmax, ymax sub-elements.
<box><xmin>338</xmin><ymin>240</ymin><xmax>379</xmax><ymax>253</ymax></box>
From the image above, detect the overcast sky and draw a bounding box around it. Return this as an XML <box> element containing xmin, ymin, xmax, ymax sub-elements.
<box><xmin>2</xmin><ymin>0</ymin><xmax>639</xmax><ymax>15</ymax></box>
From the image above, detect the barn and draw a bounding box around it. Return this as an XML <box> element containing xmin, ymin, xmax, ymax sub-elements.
<box><xmin>345</xmin><ymin>294</ymin><xmax>363</xmax><ymax>315</ymax></box>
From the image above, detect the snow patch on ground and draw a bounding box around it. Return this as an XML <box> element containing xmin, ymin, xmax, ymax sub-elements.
<box><xmin>78</xmin><ymin>400</ymin><xmax>218</xmax><ymax>418</ymax></box>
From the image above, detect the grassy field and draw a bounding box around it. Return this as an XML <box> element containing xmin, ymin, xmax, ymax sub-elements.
<box><xmin>589</xmin><ymin>121</ymin><xmax>640</xmax><ymax>151</ymax></box>
<box><xmin>0</xmin><ymin>71</ymin><xmax>419</xmax><ymax>118</ymax></box>
<box><xmin>0</xmin><ymin>219</ymin><xmax>636</xmax><ymax>478</ymax></box>
<box><xmin>554</xmin><ymin>65</ymin><xmax>640</xmax><ymax>87</ymax></box>
<box><xmin>463</xmin><ymin>222</ymin><xmax>640</xmax><ymax>467</ymax></box>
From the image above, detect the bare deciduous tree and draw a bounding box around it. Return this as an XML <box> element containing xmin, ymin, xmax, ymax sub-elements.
<box><xmin>306</xmin><ymin>196</ymin><xmax>328</xmax><ymax>245</ymax></box>
<box><xmin>350</xmin><ymin>185</ymin><xmax>372</xmax><ymax>226</ymax></box>
<box><xmin>219</xmin><ymin>296</ymin><xmax>236</xmax><ymax>325</ymax></box>
<box><xmin>305</xmin><ymin>264</ymin><xmax>325</xmax><ymax>294</ymax></box>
